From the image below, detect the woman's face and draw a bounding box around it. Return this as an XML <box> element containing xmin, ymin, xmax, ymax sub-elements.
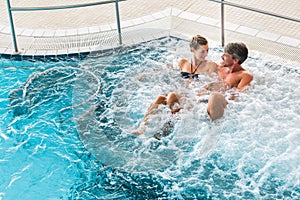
<box><xmin>192</xmin><ymin>44</ymin><xmax>209</xmax><ymax>60</ymax></box>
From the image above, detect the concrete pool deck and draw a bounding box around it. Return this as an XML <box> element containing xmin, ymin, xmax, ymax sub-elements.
<box><xmin>0</xmin><ymin>0</ymin><xmax>299</xmax><ymax>63</ymax></box>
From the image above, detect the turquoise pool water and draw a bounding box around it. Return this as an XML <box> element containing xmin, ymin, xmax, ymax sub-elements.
<box><xmin>0</xmin><ymin>37</ymin><xmax>299</xmax><ymax>199</ymax></box>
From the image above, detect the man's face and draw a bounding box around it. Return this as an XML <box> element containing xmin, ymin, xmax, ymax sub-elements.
<box><xmin>221</xmin><ymin>52</ymin><xmax>235</xmax><ymax>67</ymax></box>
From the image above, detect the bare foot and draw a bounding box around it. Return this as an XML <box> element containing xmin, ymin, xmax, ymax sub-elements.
<box><xmin>131</xmin><ymin>130</ymin><xmax>141</xmax><ymax>136</ymax></box>
<box><xmin>136</xmin><ymin>74</ymin><xmax>145</xmax><ymax>81</ymax></box>
<box><xmin>171</xmin><ymin>107</ymin><xmax>182</xmax><ymax>114</ymax></box>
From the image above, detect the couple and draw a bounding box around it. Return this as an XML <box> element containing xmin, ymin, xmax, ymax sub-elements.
<box><xmin>132</xmin><ymin>35</ymin><xmax>253</xmax><ymax>136</ymax></box>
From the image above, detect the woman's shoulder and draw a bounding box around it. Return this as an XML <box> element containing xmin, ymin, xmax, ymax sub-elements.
<box><xmin>178</xmin><ymin>58</ymin><xmax>189</xmax><ymax>65</ymax></box>
<box><xmin>178</xmin><ymin>58</ymin><xmax>190</xmax><ymax>70</ymax></box>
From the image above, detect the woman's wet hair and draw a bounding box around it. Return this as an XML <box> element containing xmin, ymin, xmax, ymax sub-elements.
<box><xmin>224</xmin><ymin>42</ymin><xmax>248</xmax><ymax>64</ymax></box>
<box><xmin>189</xmin><ymin>35</ymin><xmax>208</xmax><ymax>50</ymax></box>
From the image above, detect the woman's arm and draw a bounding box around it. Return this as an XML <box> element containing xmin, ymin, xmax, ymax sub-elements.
<box><xmin>178</xmin><ymin>58</ymin><xmax>188</xmax><ymax>71</ymax></box>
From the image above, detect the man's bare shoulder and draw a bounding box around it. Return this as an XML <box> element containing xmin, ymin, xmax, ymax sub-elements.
<box><xmin>206</xmin><ymin>61</ymin><xmax>218</xmax><ymax>72</ymax></box>
<box><xmin>207</xmin><ymin>60</ymin><xmax>218</xmax><ymax>66</ymax></box>
<box><xmin>242</xmin><ymin>71</ymin><xmax>253</xmax><ymax>80</ymax></box>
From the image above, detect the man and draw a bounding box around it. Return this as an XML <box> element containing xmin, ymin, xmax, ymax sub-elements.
<box><xmin>219</xmin><ymin>42</ymin><xmax>253</xmax><ymax>90</ymax></box>
<box><xmin>207</xmin><ymin>42</ymin><xmax>253</xmax><ymax>121</ymax></box>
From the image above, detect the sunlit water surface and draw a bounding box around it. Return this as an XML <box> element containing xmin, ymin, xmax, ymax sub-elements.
<box><xmin>0</xmin><ymin>37</ymin><xmax>299</xmax><ymax>199</ymax></box>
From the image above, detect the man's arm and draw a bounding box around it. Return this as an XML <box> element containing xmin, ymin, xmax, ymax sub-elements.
<box><xmin>237</xmin><ymin>72</ymin><xmax>253</xmax><ymax>90</ymax></box>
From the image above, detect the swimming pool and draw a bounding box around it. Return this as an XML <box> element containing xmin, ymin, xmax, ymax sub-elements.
<box><xmin>0</xmin><ymin>36</ymin><xmax>299</xmax><ymax>199</ymax></box>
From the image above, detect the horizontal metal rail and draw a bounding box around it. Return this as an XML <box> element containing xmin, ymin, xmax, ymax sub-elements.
<box><xmin>6</xmin><ymin>0</ymin><xmax>125</xmax><ymax>53</ymax></box>
<box><xmin>11</xmin><ymin>0</ymin><xmax>126</xmax><ymax>12</ymax></box>
<box><xmin>210</xmin><ymin>0</ymin><xmax>300</xmax><ymax>23</ymax></box>
<box><xmin>209</xmin><ymin>0</ymin><xmax>300</xmax><ymax>47</ymax></box>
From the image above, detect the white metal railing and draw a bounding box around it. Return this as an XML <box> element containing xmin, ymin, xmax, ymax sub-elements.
<box><xmin>6</xmin><ymin>0</ymin><xmax>126</xmax><ymax>53</ymax></box>
<box><xmin>210</xmin><ymin>0</ymin><xmax>300</xmax><ymax>47</ymax></box>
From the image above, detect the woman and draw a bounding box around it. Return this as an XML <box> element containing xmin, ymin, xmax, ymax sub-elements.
<box><xmin>179</xmin><ymin>35</ymin><xmax>218</xmax><ymax>78</ymax></box>
<box><xmin>132</xmin><ymin>35</ymin><xmax>218</xmax><ymax>135</ymax></box>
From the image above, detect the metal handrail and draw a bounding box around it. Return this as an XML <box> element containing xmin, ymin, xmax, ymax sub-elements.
<box><xmin>209</xmin><ymin>0</ymin><xmax>300</xmax><ymax>46</ymax></box>
<box><xmin>6</xmin><ymin>0</ymin><xmax>126</xmax><ymax>53</ymax></box>
<box><xmin>6</xmin><ymin>0</ymin><xmax>18</xmax><ymax>52</ymax></box>
<box><xmin>10</xmin><ymin>0</ymin><xmax>126</xmax><ymax>11</ymax></box>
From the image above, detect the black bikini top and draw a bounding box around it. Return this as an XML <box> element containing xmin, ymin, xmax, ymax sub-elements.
<box><xmin>180</xmin><ymin>71</ymin><xmax>199</xmax><ymax>79</ymax></box>
<box><xmin>180</xmin><ymin>59</ymin><xmax>199</xmax><ymax>79</ymax></box>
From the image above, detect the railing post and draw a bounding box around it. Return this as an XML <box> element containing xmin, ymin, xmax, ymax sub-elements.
<box><xmin>221</xmin><ymin>0</ymin><xmax>225</xmax><ymax>47</ymax></box>
<box><xmin>115</xmin><ymin>0</ymin><xmax>122</xmax><ymax>45</ymax></box>
<box><xmin>6</xmin><ymin>0</ymin><xmax>19</xmax><ymax>53</ymax></box>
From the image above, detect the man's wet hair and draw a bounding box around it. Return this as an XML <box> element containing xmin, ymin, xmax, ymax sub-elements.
<box><xmin>224</xmin><ymin>42</ymin><xmax>248</xmax><ymax>64</ymax></box>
